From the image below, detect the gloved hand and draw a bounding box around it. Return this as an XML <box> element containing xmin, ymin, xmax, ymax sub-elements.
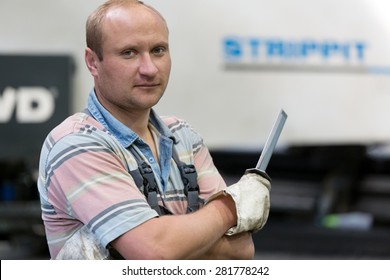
<box><xmin>206</xmin><ymin>172</ymin><xmax>271</xmax><ymax>236</ymax></box>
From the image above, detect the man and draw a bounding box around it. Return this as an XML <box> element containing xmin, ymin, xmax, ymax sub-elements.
<box><xmin>37</xmin><ymin>0</ymin><xmax>271</xmax><ymax>259</ymax></box>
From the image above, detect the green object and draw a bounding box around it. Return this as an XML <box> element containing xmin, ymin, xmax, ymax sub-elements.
<box><xmin>322</xmin><ymin>214</ymin><xmax>339</xmax><ymax>228</ymax></box>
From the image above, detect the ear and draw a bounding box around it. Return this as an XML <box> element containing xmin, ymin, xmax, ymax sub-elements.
<box><xmin>85</xmin><ymin>47</ymin><xmax>99</xmax><ymax>77</ymax></box>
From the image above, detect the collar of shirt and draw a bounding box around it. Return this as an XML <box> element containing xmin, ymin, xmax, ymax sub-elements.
<box><xmin>86</xmin><ymin>89</ymin><xmax>177</xmax><ymax>148</ymax></box>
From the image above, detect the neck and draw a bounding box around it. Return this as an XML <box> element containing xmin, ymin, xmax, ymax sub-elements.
<box><xmin>119</xmin><ymin>108</ymin><xmax>151</xmax><ymax>138</ymax></box>
<box><xmin>93</xmin><ymin>91</ymin><xmax>153</xmax><ymax>140</ymax></box>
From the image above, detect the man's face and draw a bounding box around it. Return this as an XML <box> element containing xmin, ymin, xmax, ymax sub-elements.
<box><xmin>91</xmin><ymin>5</ymin><xmax>171</xmax><ymax>116</ymax></box>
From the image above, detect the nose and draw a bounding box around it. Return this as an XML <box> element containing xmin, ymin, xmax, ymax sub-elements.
<box><xmin>139</xmin><ymin>54</ymin><xmax>158</xmax><ymax>77</ymax></box>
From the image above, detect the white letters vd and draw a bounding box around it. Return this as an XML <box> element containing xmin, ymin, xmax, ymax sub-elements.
<box><xmin>0</xmin><ymin>87</ymin><xmax>55</xmax><ymax>123</ymax></box>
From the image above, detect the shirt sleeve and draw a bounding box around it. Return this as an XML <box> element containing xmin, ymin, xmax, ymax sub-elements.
<box><xmin>193</xmin><ymin>139</ymin><xmax>227</xmax><ymax>200</ymax></box>
<box><xmin>44</xmin><ymin>132</ymin><xmax>158</xmax><ymax>249</ymax></box>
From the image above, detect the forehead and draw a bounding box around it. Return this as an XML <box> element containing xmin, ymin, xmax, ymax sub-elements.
<box><xmin>101</xmin><ymin>5</ymin><xmax>169</xmax><ymax>46</ymax></box>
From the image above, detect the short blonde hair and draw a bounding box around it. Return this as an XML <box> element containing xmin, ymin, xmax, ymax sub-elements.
<box><xmin>86</xmin><ymin>0</ymin><xmax>168</xmax><ymax>60</ymax></box>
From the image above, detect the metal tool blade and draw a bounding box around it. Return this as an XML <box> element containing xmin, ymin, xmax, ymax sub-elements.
<box><xmin>255</xmin><ymin>109</ymin><xmax>288</xmax><ymax>172</ymax></box>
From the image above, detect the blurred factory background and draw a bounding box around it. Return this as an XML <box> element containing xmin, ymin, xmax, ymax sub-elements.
<box><xmin>1</xmin><ymin>0</ymin><xmax>390</xmax><ymax>259</ymax></box>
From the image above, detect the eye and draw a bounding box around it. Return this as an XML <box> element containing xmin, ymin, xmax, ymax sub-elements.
<box><xmin>121</xmin><ymin>49</ymin><xmax>136</xmax><ymax>58</ymax></box>
<box><xmin>152</xmin><ymin>46</ymin><xmax>167</xmax><ymax>56</ymax></box>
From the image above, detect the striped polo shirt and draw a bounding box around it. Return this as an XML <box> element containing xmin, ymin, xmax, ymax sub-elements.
<box><xmin>37</xmin><ymin>90</ymin><xmax>226</xmax><ymax>259</ymax></box>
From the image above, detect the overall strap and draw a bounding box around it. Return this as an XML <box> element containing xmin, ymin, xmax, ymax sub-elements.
<box><xmin>129</xmin><ymin>145</ymin><xmax>200</xmax><ymax>215</ymax></box>
<box><xmin>171</xmin><ymin>149</ymin><xmax>200</xmax><ymax>213</ymax></box>
<box><xmin>128</xmin><ymin>146</ymin><xmax>170</xmax><ymax>216</ymax></box>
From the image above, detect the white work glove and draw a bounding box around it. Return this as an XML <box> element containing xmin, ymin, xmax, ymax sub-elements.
<box><xmin>206</xmin><ymin>172</ymin><xmax>271</xmax><ymax>236</ymax></box>
<box><xmin>56</xmin><ymin>225</ymin><xmax>111</xmax><ymax>260</ymax></box>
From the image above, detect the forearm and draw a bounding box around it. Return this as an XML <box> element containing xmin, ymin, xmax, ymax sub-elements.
<box><xmin>112</xmin><ymin>195</ymin><xmax>237</xmax><ymax>259</ymax></box>
<box><xmin>198</xmin><ymin>232</ymin><xmax>255</xmax><ymax>260</ymax></box>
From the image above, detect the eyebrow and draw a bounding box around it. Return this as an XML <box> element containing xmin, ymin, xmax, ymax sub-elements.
<box><xmin>117</xmin><ymin>40</ymin><xmax>169</xmax><ymax>51</ymax></box>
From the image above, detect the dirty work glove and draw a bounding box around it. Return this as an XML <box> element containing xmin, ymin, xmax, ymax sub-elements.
<box><xmin>206</xmin><ymin>172</ymin><xmax>271</xmax><ymax>236</ymax></box>
<box><xmin>56</xmin><ymin>225</ymin><xmax>111</xmax><ymax>260</ymax></box>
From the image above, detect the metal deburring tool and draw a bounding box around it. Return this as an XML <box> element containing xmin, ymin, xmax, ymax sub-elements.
<box><xmin>245</xmin><ymin>109</ymin><xmax>288</xmax><ymax>180</ymax></box>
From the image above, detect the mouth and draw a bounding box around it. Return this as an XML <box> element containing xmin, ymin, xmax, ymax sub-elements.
<box><xmin>134</xmin><ymin>83</ymin><xmax>160</xmax><ymax>88</ymax></box>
